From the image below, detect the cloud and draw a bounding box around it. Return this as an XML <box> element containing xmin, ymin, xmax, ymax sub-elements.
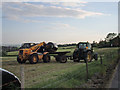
<box><xmin>3</xmin><ymin>2</ymin><xmax>106</xmax><ymax>22</ymax></box>
<box><xmin>49</xmin><ymin>2</ymin><xmax>87</xmax><ymax>7</ymax></box>
<box><xmin>2</xmin><ymin>0</ymin><xmax>119</xmax><ymax>2</ymax></box>
<box><xmin>50</xmin><ymin>23</ymin><xmax>78</xmax><ymax>30</ymax></box>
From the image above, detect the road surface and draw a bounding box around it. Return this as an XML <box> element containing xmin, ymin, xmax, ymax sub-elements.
<box><xmin>109</xmin><ymin>61</ymin><xmax>120</xmax><ymax>89</ymax></box>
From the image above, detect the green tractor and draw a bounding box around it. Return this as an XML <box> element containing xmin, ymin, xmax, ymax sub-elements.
<box><xmin>73</xmin><ymin>42</ymin><xmax>98</xmax><ymax>62</ymax></box>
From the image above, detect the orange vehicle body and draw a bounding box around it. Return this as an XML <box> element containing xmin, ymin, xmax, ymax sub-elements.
<box><xmin>17</xmin><ymin>42</ymin><xmax>49</xmax><ymax>64</ymax></box>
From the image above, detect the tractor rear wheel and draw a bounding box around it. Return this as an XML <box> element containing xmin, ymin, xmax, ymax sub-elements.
<box><xmin>17</xmin><ymin>56</ymin><xmax>26</xmax><ymax>64</ymax></box>
<box><xmin>29</xmin><ymin>54</ymin><xmax>39</xmax><ymax>64</ymax></box>
<box><xmin>84</xmin><ymin>51</ymin><xmax>92</xmax><ymax>63</ymax></box>
<box><xmin>43</xmin><ymin>54</ymin><xmax>50</xmax><ymax>63</ymax></box>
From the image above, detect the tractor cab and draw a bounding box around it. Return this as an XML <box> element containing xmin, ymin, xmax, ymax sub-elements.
<box><xmin>77</xmin><ymin>42</ymin><xmax>92</xmax><ymax>50</ymax></box>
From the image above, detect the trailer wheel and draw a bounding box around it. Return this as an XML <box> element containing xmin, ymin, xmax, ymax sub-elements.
<box><xmin>17</xmin><ymin>56</ymin><xmax>26</xmax><ymax>64</ymax></box>
<box><xmin>29</xmin><ymin>54</ymin><xmax>38</xmax><ymax>64</ymax></box>
<box><xmin>55</xmin><ymin>55</ymin><xmax>67</xmax><ymax>63</ymax></box>
<box><xmin>43</xmin><ymin>54</ymin><xmax>50</xmax><ymax>63</ymax></box>
<box><xmin>60</xmin><ymin>55</ymin><xmax>67</xmax><ymax>63</ymax></box>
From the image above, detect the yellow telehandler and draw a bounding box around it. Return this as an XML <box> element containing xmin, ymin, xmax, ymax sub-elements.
<box><xmin>17</xmin><ymin>42</ymin><xmax>68</xmax><ymax>64</ymax></box>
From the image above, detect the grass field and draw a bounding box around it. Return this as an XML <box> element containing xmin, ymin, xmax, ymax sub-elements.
<box><xmin>2</xmin><ymin>47</ymin><xmax>119</xmax><ymax>88</ymax></box>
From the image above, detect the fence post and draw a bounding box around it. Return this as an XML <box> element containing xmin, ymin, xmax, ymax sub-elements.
<box><xmin>20</xmin><ymin>65</ymin><xmax>24</xmax><ymax>90</ymax></box>
<box><xmin>85</xmin><ymin>59</ymin><xmax>89</xmax><ymax>81</ymax></box>
<box><xmin>100</xmin><ymin>55</ymin><xmax>103</xmax><ymax>64</ymax></box>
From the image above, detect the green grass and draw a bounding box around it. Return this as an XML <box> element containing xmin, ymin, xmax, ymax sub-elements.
<box><xmin>7</xmin><ymin>51</ymin><xmax>18</xmax><ymax>56</ymax></box>
<box><xmin>32</xmin><ymin>47</ymin><xmax>119</xmax><ymax>88</ymax></box>
<box><xmin>2</xmin><ymin>47</ymin><xmax>119</xmax><ymax>88</ymax></box>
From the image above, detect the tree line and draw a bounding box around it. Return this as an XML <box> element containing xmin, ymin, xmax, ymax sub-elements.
<box><xmin>92</xmin><ymin>33</ymin><xmax>119</xmax><ymax>48</ymax></box>
<box><xmin>58</xmin><ymin>33</ymin><xmax>120</xmax><ymax>48</ymax></box>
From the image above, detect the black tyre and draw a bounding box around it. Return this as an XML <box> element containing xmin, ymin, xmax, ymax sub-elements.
<box><xmin>94</xmin><ymin>53</ymin><xmax>98</xmax><ymax>61</ymax></box>
<box><xmin>2</xmin><ymin>69</ymin><xmax>21</xmax><ymax>89</ymax></box>
<box><xmin>55</xmin><ymin>55</ymin><xmax>67</xmax><ymax>63</ymax></box>
<box><xmin>73</xmin><ymin>51</ymin><xmax>79</xmax><ymax>60</ymax></box>
<box><xmin>73</xmin><ymin>50</ymin><xmax>80</xmax><ymax>62</ymax></box>
<box><xmin>84</xmin><ymin>51</ymin><xmax>92</xmax><ymax>63</ymax></box>
<box><xmin>60</xmin><ymin>55</ymin><xmax>67</xmax><ymax>63</ymax></box>
<box><xmin>17</xmin><ymin>56</ymin><xmax>26</xmax><ymax>64</ymax></box>
<box><xmin>43</xmin><ymin>54</ymin><xmax>50</xmax><ymax>63</ymax></box>
<box><xmin>55</xmin><ymin>56</ymin><xmax>60</xmax><ymax>62</ymax></box>
<box><xmin>29</xmin><ymin>54</ymin><xmax>39</xmax><ymax>64</ymax></box>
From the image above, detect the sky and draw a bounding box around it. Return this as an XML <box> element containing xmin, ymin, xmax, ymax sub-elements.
<box><xmin>1</xmin><ymin>1</ymin><xmax>118</xmax><ymax>45</ymax></box>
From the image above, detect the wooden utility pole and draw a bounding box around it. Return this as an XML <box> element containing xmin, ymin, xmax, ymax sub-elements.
<box><xmin>85</xmin><ymin>59</ymin><xmax>88</xmax><ymax>81</ymax></box>
<box><xmin>20</xmin><ymin>65</ymin><xmax>24</xmax><ymax>90</ymax></box>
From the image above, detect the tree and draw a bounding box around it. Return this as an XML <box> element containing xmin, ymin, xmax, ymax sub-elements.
<box><xmin>105</xmin><ymin>33</ymin><xmax>117</xmax><ymax>42</ymax></box>
<box><xmin>92</xmin><ymin>41</ymin><xmax>98</xmax><ymax>47</ymax></box>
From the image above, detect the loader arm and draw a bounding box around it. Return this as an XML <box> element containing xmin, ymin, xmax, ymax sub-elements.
<box><xmin>30</xmin><ymin>42</ymin><xmax>46</xmax><ymax>52</ymax></box>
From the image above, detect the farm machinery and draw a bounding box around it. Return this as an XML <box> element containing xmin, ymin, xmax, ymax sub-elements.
<box><xmin>17</xmin><ymin>42</ymin><xmax>69</xmax><ymax>64</ymax></box>
<box><xmin>73</xmin><ymin>42</ymin><xmax>98</xmax><ymax>62</ymax></box>
<box><xmin>17</xmin><ymin>41</ymin><xmax>98</xmax><ymax>64</ymax></box>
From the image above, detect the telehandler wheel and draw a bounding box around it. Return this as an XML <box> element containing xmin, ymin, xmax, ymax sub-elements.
<box><xmin>29</xmin><ymin>54</ymin><xmax>39</xmax><ymax>64</ymax></box>
<box><xmin>17</xmin><ymin>56</ymin><xmax>26</xmax><ymax>64</ymax></box>
<box><xmin>43</xmin><ymin>54</ymin><xmax>50</xmax><ymax>63</ymax></box>
<box><xmin>84</xmin><ymin>51</ymin><xmax>92</xmax><ymax>63</ymax></box>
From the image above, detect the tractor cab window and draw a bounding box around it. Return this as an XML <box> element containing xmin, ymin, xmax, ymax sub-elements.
<box><xmin>87</xmin><ymin>44</ymin><xmax>91</xmax><ymax>49</ymax></box>
<box><xmin>78</xmin><ymin>44</ymin><xmax>87</xmax><ymax>49</ymax></box>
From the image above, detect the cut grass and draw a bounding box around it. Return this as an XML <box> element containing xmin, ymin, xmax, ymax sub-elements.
<box><xmin>2</xmin><ymin>47</ymin><xmax>119</xmax><ymax>88</ymax></box>
<box><xmin>7</xmin><ymin>51</ymin><xmax>18</xmax><ymax>56</ymax></box>
<box><xmin>31</xmin><ymin>48</ymin><xmax>119</xmax><ymax>88</ymax></box>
